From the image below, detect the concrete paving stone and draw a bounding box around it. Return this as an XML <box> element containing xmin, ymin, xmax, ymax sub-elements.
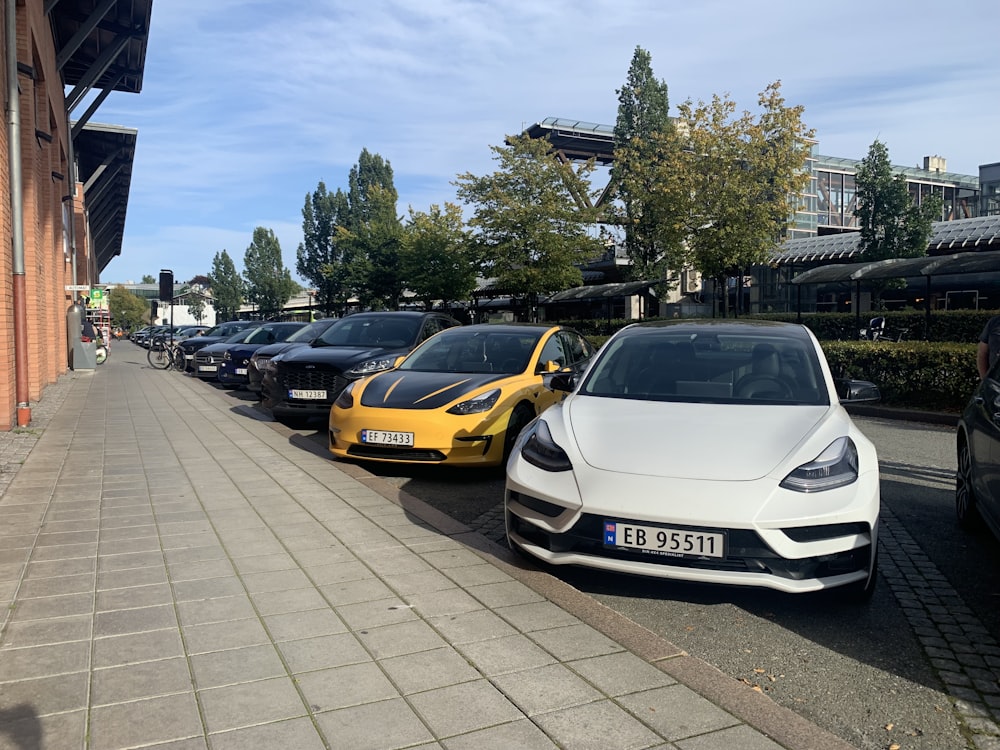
<box><xmin>440</xmin><ymin>563</ymin><xmax>514</xmax><ymax>588</ymax></box>
<box><xmin>181</xmin><ymin>617</ymin><xmax>271</xmax><ymax>654</ymax></box>
<box><xmin>567</xmin><ymin>652</ymin><xmax>678</xmax><ymax>697</ymax></box>
<box><xmin>15</xmin><ymin>572</ymin><xmax>95</xmax><ymax>599</ymax></box>
<box><xmin>88</xmin><ymin>692</ymin><xmax>202</xmax><ymax>750</ymax></box>
<box><xmin>23</xmin><ymin>556</ymin><xmax>96</xmax><ymax>579</ymax></box>
<box><xmin>296</xmin><ymin>661</ymin><xmax>399</xmax><ymax>712</ymax></box>
<box><xmin>263</xmin><ymin>608</ymin><xmax>348</xmax><ymax>642</ymax></box>
<box><xmin>207</xmin><ymin>716</ymin><xmax>326</xmax><ymax>750</ymax></box>
<box><xmin>189</xmin><ymin>643</ymin><xmax>288</xmax><ymax>689</ymax></box>
<box><xmin>96</xmin><ymin>581</ymin><xmax>173</xmax><ymax>611</ymax></box>
<box><xmin>36</xmin><ymin>530</ymin><xmax>99</xmax><ymax>547</ymax></box>
<box><xmin>674</xmin><ymin>723</ymin><xmax>786</xmax><ymax>750</ymax></box>
<box><xmin>96</xmin><ymin>536</ymin><xmax>163</xmax><ymax>556</ymax></box>
<box><xmin>231</xmin><ymin>552</ymin><xmax>298</xmax><ymax>575</ymax></box>
<box><xmin>314</xmin><ymin>697</ymin><xmax>434</xmax><ymax>750</ymax></box>
<box><xmin>239</xmin><ymin>568</ymin><xmax>314</xmax><ymax>594</ymax></box>
<box><xmin>379</xmin><ymin>646</ymin><xmax>482</xmax><ymax>695</ymax></box>
<box><xmin>0</xmin><ymin>614</ymin><xmax>91</xmax><ymax>648</ymax></box>
<box><xmin>408</xmin><ymin>679</ymin><xmax>524</xmax><ymax>737</ymax></box>
<box><xmin>406</xmin><ymin>587</ymin><xmax>484</xmax><ymax>619</ymax></box>
<box><xmin>98</xmin><ymin>525</ymin><xmax>158</xmax><ymax>542</ymax></box>
<box><xmin>5</xmin><ymin>591</ymin><xmax>93</xmax><ymax>622</ymax></box>
<box><xmin>100</xmin><ymin>513</ymin><xmax>155</xmax><ymax>530</ymax></box>
<box><xmin>429</xmin><ymin>609</ymin><xmax>519</xmax><ymax>645</ymax></box>
<box><xmin>466</xmin><ymin>580</ymin><xmax>546</xmax><ymax>609</ymax></box>
<box><xmin>172</xmin><ymin>575</ymin><xmax>246</xmax><ymax>601</ymax></box>
<box><xmin>532</xmin><ymin>699</ymin><xmax>665</xmax><ymax>750</ymax></box>
<box><xmin>90</xmin><ymin>656</ymin><xmax>194</xmax><ymax>705</ymax></box>
<box><xmin>357</xmin><ymin>619</ymin><xmax>449</xmax><ymax>660</ymax></box>
<box><xmin>161</xmin><ymin>540</ymin><xmax>227</xmax><ymax>560</ymax></box>
<box><xmin>335</xmin><ymin>597</ymin><xmax>421</xmax><ymax>630</ymax></box>
<box><xmin>422</xmin><ymin>548</ymin><xmax>488</xmax><ymax>571</ymax></box>
<box><xmin>94</xmin><ymin>602</ymin><xmax>177</xmax><ymax>636</ymax></box>
<box><xmin>97</xmin><ymin>564</ymin><xmax>168</xmax><ymax>590</ymax></box>
<box><xmin>0</xmin><ymin>670</ymin><xmax>89</xmax><ymax>715</ymax></box>
<box><xmin>455</xmin><ymin>633</ymin><xmax>558</xmax><ymax>677</ymax></box>
<box><xmin>403</xmin><ymin>537</ymin><xmax>469</xmax><ymax>554</ymax></box>
<box><xmin>250</xmin><ymin>587</ymin><xmax>329</xmax><ymax>616</ymax></box>
<box><xmin>0</xmin><ymin>549</ymin><xmax>29</xmax><ymax>565</ymax></box>
<box><xmin>492</xmin><ymin>662</ymin><xmax>605</xmax><ymax>716</ymax></box>
<box><xmin>359</xmin><ymin>550</ymin><xmax>435</xmax><ymax>577</ymax></box>
<box><xmin>617</xmin><ymin>684</ymin><xmax>741</xmax><ymax>741</ymax></box>
<box><xmin>93</xmin><ymin>628</ymin><xmax>185</xmax><ymax>668</ymax></box>
<box><xmin>284</xmin><ymin>536</ymin><xmax>354</xmax><ymax>557</ymax></box>
<box><xmin>493</xmin><ymin>600</ymin><xmax>583</xmax><ymax>633</ymax></box>
<box><xmin>198</xmin><ymin>675</ymin><xmax>307</xmax><ymax>734</ymax></box>
<box><xmin>27</xmin><ymin>542</ymin><xmax>97</xmax><ymax>561</ymax></box>
<box><xmin>440</xmin><ymin>719</ymin><xmax>560</xmax><ymax>750</ymax></box>
<box><xmin>320</xmin><ymin>577</ymin><xmax>396</xmax><ymax>607</ymax></box>
<box><xmin>278</xmin><ymin>631</ymin><xmax>371</xmax><ymax>674</ymax></box>
<box><xmin>137</xmin><ymin>737</ymin><xmax>208</xmax><ymax>750</ymax></box>
<box><xmin>528</xmin><ymin>623</ymin><xmax>625</xmax><ymax>662</ymax></box>
<box><xmin>0</xmin><ymin>707</ymin><xmax>85</xmax><ymax>750</ymax></box>
<box><xmin>304</xmin><ymin>560</ymin><xmax>375</xmax><ymax>586</ymax></box>
<box><xmin>220</xmin><ymin>537</ymin><xmax>287</xmax><ymax>558</ymax></box>
<box><xmin>167</xmin><ymin>557</ymin><xmax>238</xmax><ymax>582</ymax></box>
<box><xmin>0</xmin><ymin>640</ymin><xmax>90</xmax><ymax>679</ymax></box>
<box><xmin>381</xmin><ymin>569</ymin><xmax>459</xmax><ymax>597</ymax></box>
<box><xmin>153</xmin><ymin>510</ymin><xmax>211</xmax><ymax>524</ymax></box>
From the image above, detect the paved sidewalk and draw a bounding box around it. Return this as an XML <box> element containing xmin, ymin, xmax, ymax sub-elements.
<box><xmin>0</xmin><ymin>344</ymin><xmax>857</xmax><ymax>750</ymax></box>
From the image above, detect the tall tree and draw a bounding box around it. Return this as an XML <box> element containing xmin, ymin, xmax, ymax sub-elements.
<box><xmin>346</xmin><ymin>150</ymin><xmax>403</xmax><ymax>309</ymax></box>
<box><xmin>400</xmin><ymin>203</ymin><xmax>479</xmax><ymax>310</ymax></box>
<box><xmin>611</xmin><ymin>46</ymin><xmax>686</xmax><ymax>284</ymax></box>
<box><xmin>186</xmin><ymin>274</ymin><xmax>212</xmax><ymax>288</ymax></box>
<box><xmin>855</xmin><ymin>139</ymin><xmax>943</xmax><ymax>263</ymax></box>
<box><xmin>454</xmin><ymin>133</ymin><xmax>604</xmax><ymax>304</ymax></box>
<box><xmin>673</xmin><ymin>81</ymin><xmax>814</xmax><ymax>314</ymax></box>
<box><xmin>186</xmin><ymin>294</ymin><xmax>206</xmax><ymax>324</ymax></box>
<box><xmin>243</xmin><ymin>227</ymin><xmax>297</xmax><ymax>319</ymax></box>
<box><xmin>141</xmin><ymin>274</ymin><xmax>156</xmax><ymax>284</ymax></box>
<box><xmin>107</xmin><ymin>286</ymin><xmax>148</xmax><ymax>331</ymax></box>
<box><xmin>296</xmin><ymin>181</ymin><xmax>355</xmax><ymax>316</ymax></box>
<box><xmin>209</xmin><ymin>249</ymin><xmax>244</xmax><ymax>321</ymax></box>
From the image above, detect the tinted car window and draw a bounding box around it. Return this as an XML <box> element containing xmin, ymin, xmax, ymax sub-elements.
<box><xmin>315</xmin><ymin>316</ymin><xmax>420</xmax><ymax>348</ymax></box>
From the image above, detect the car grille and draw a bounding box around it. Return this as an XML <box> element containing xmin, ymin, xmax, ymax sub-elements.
<box><xmin>279</xmin><ymin>368</ymin><xmax>349</xmax><ymax>395</ymax></box>
<box><xmin>346</xmin><ymin>445</ymin><xmax>446</xmax><ymax>462</ymax></box>
<box><xmin>194</xmin><ymin>351</ymin><xmax>223</xmax><ymax>366</ymax></box>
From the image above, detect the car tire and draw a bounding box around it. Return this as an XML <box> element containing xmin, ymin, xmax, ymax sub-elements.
<box><xmin>502</xmin><ymin>404</ymin><xmax>534</xmax><ymax>464</ymax></box>
<box><xmin>956</xmin><ymin>438</ymin><xmax>983</xmax><ymax>531</ymax></box>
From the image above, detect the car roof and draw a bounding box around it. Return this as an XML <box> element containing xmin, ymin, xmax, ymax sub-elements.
<box><xmin>620</xmin><ymin>319</ymin><xmax>812</xmax><ymax>340</ymax></box>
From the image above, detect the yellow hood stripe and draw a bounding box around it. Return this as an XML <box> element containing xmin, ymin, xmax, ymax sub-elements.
<box><xmin>414</xmin><ymin>378</ymin><xmax>472</xmax><ymax>404</ymax></box>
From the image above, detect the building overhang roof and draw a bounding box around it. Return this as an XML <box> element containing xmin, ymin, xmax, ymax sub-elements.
<box><xmin>791</xmin><ymin>250</ymin><xmax>1000</xmax><ymax>285</ymax></box>
<box><xmin>544</xmin><ymin>280</ymin><xmax>657</xmax><ymax>303</ymax></box>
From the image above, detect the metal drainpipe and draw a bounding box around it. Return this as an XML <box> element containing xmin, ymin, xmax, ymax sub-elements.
<box><xmin>7</xmin><ymin>0</ymin><xmax>30</xmax><ymax>426</ymax></box>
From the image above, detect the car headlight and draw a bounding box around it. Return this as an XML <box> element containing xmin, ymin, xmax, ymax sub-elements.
<box><xmin>446</xmin><ymin>389</ymin><xmax>501</xmax><ymax>415</ymax></box>
<box><xmin>780</xmin><ymin>436</ymin><xmax>859</xmax><ymax>492</ymax></box>
<box><xmin>223</xmin><ymin>351</ymin><xmax>232</xmax><ymax>361</ymax></box>
<box><xmin>346</xmin><ymin>356</ymin><xmax>398</xmax><ymax>377</ymax></box>
<box><xmin>334</xmin><ymin>381</ymin><xmax>356</xmax><ymax>409</ymax></box>
<box><xmin>520</xmin><ymin>420</ymin><xmax>572</xmax><ymax>472</ymax></box>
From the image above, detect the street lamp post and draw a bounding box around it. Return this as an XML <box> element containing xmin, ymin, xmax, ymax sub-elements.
<box><xmin>306</xmin><ymin>289</ymin><xmax>316</xmax><ymax>319</ymax></box>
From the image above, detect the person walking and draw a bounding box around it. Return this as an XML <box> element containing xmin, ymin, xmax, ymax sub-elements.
<box><xmin>977</xmin><ymin>315</ymin><xmax>1000</xmax><ymax>379</ymax></box>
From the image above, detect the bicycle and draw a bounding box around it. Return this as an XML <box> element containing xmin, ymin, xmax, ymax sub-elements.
<box><xmin>146</xmin><ymin>334</ymin><xmax>177</xmax><ymax>369</ymax></box>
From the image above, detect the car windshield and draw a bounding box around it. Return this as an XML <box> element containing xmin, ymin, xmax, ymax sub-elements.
<box><xmin>284</xmin><ymin>320</ymin><xmax>332</xmax><ymax>343</ymax></box>
<box><xmin>399</xmin><ymin>328</ymin><xmax>543</xmax><ymax>374</ymax></box>
<box><xmin>313</xmin><ymin>316</ymin><xmax>419</xmax><ymax>348</ymax></box>
<box><xmin>579</xmin><ymin>330</ymin><xmax>829</xmax><ymax>406</ymax></box>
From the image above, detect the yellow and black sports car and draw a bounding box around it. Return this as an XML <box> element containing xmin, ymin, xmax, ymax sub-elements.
<box><xmin>328</xmin><ymin>323</ymin><xmax>596</xmax><ymax>467</ymax></box>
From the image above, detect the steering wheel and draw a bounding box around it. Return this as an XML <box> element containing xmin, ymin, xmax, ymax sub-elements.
<box><xmin>734</xmin><ymin>374</ymin><xmax>794</xmax><ymax>399</ymax></box>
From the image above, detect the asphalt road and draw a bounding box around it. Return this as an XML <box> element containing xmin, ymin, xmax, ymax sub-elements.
<box><xmin>276</xmin><ymin>408</ymin><xmax>1000</xmax><ymax>750</ymax></box>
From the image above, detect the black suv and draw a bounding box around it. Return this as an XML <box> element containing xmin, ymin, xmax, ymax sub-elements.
<box><xmin>266</xmin><ymin>311</ymin><xmax>461</xmax><ymax>427</ymax></box>
<box><xmin>176</xmin><ymin>320</ymin><xmax>261</xmax><ymax>372</ymax></box>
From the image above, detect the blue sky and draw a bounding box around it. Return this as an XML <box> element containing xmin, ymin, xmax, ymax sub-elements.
<box><xmin>97</xmin><ymin>0</ymin><xmax>1000</xmax><ymax>285</ymax></box>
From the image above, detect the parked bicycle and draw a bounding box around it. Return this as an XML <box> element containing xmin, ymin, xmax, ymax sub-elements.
<box><xmin>146</xmin><ymin>334</ymin><xmax>184</xmax><ymax>370</ymax></box>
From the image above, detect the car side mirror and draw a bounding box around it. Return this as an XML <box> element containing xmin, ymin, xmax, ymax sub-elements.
<box><xmin>537</xmin><ymin>360</ymin><xmax>562</xmax><ymax>374</ymax></box>
<box><xmin>544</xmin><ymin>372</ymin><xmax>576</xmax><ymax>392</ymax></box>
<box><xmin>834</xmin><ymin>378</ymin><xmax>881</xmax><ymax>403</ymax></box>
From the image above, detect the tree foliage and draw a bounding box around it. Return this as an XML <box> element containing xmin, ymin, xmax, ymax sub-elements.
<box><xmin>611</xmin><ymin>46</ymin><xmax>686</xmax><ymax>283</ymax></box>
<box><xmin>243</xmin><ymin>227</ymin><xmax>297</xmax><ymax>319</ymax></box>
<box><xmin>209</xmin><ymin>250</ymin><xmax>244</xmax><ymax>321</ymax></box>
<box><xmin>296</xmin><ymin>181</ymin><xmax>354</xmax><ymax>316</ymax></box>
<box><xmin>345</xmin><ymin>151</ymin><xmax>403</xmax><ymax>309</ymax></box>
<box><xmin>855</xmin><ymin>139</ymin><xmax>943</xmax><ymax>262</ymax></box>
<box><xmin>400</xmin><ymin>203</ymin><xmax>479</xmax><ymax>310</ymax></box>
<box><xmin>141</xmin><ymin>274</ymin><xmax>155</xmax><ymax>284</ymax></box>
<box><xmin>107</xmin><ymin>286</ymin><xmax>148</xmax><ymax>331</ymax></box>
<box><xmin>186</xmin><ymin>293</ymin><xmax>206</xmax><ymax>324</ymax></box>
<box><xmin>454</xmin><ymin>133</ymin><xmax>604</xmax><ymax>299</ymax></box>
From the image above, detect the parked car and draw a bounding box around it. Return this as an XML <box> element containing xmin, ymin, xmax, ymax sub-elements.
<box><xmin>214</xmin><ymin>322</ymin><xmax>307</xmax><ymax>388</ymax></box>
<box><xmin>248</xmin><ymin>318</ymin><xmax>339</xmax><ymax>404</ymax></box>
<box><xmin>504</xmin><ymin>319</ymin><xmax>883</xmax><ymax>600</ymax></box>
<box><xmin>329</xmin><ymin>323</ymin><xmax>596</xmax><ymax>467</ymax></box>
<box><xmin>176</xmin><ymin>320</ymin><xmax>261</xmax><ymax>372</ymax></box>
<box><xmin>955</xmin><ymin>356</ymin><xmax>1000</xmax><ymax>546</ymax></box>
<box><xmin>267</xmin><ymin>311</ymin><xmax>461</xmax><ymax>428</ymax></box>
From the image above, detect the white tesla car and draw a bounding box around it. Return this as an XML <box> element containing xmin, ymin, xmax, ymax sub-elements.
<box><xmin>505</xmin><ymin>319</ymin><xmax>881</xmax><ymax>600</ymax></box>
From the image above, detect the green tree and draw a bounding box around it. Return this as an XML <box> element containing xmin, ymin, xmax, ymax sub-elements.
<box><xmin>209</xmin><ymin>250</ymin><xmax>244</xmax><ymax>321</ymax></box>
<box><xmin>243</xmin><ymin>227</ymin><xmax>297</xmax><ymax>319</ymax></box>
<box><xmin>107</xmin><ymin>286</ymin><xmax>147</xmax><ymax>331</ymax></box>
<box><xmin>141</xmin><ymin>274</ymin><xmax>156</xmax><ymax>284</ymax></box>
<box><xmin>186</xmin><ymin>293</ymin><xmax>206</xmax><ymax>324</ymax></box>
<box><xmin>400</xmin><ymin>203</ymin><xmax>479</xmax><ymax>310</ymax></box>
<box><xmin>296</xmin><ymin>181</ymin><xmax>356</xmax><ymax>316</ymax></box>
<box><xmin>345</xmin><ymin>150</ymin><xmax>403</xmax><ymax>309</ymax></box>
<box><xmin>673</xmin><ymin>81</ymin><xmax>814</xmax><ymax>314</ymax></box>
<box><xmin>186</xmin><ymin>274</ymin><xmax>211</xmax><ymax>288</ymax></box>
<box><xmin>611</xmin><ymin>46</ymin><xmax>686</xmax><ymax>284</ymax></box>
<box><xmin>454</xmin><ymin>133</ymin><xmax>604</xmax><ymax>307</ymax></box>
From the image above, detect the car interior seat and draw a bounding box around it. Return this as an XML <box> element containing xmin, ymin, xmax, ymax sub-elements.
<box><xmin>734</xmin><ymin>343</ymin><xmax>794</xmax><ymax>399</ymax></box>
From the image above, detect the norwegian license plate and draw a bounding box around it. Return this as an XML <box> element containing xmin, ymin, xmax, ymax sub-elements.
<box><xmin>604</xmin><ymin>521</ymin><xmax>725</xmax><ymax>559</ymax></box>
<box><xmin>361</xmin><ymin>429</ymin><xmax>414</xmax><ymax>446</ymax></box>
<box><xmin>235</xmin><ymin>367</ymin><xmax>248</xmax><ymax>375</ymax></box>
<box><xmin>198</xmin><ymin>365</ymin><xmax>217</xmax><ymax>372</ymax></box>
<box><xmin>184</xmin><ymin>354</ymin><xmax>193</xmax><ymax>360</ymax></box>
<box><xmin>289</xmin><ymin>389</ymin><xmax>326</xmax><ymax>400</ymax></box>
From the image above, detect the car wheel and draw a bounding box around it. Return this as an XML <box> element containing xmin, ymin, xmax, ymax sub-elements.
<box><xmin>956</xmin><ymin>439</ymin><xmax>983</xmax><ymax>531</ymax></box>
<box><xmin>503</xmin><ymin>404</ymin><xmax>534</xmax><ymax>464</ymax></box>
